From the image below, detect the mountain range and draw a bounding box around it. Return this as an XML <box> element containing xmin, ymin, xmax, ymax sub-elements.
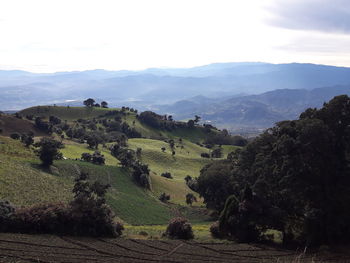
<box><xmin>1</xmin><ymin>62</ymin><xmax>350</xmax><ymax>132</ymax></box>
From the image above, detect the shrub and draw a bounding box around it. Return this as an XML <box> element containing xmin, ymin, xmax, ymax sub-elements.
<box><xmin>91</xmin><ymin>151</ymin><xmax>105</xmax><ymax>165</ymax></box>
<box><xmin>159</xmin><ymin>193</ymin><xmax>170</xmax><ymax>203</ymax></box>
<box><xmin>10</xmin><ymin>133</ymin><xmax>20</xmax><ymax>140</ymax></box>
<box><xmin>81</xmin><ymin>152</ymin><xmax>92</xmax><ymax>162</ymax></box>
<box><xmin>161</xmin><ymin>172</ymin><xmax>173</xmax><ymax>179</ymax></box>
<box><xmin>210</xmin><ymin>221</ymin><xmax>222</xmax><ymax>239</ymax></box>
<box><xmin>185</xmin><ymin>193</ymin><xmax>197</xmax><ymax>206</ymax></box>
<box><xmin>164</xmin><ymin>217</ymin><xmax>194</xmax><ymax>240</ymax></box>
<box><xmin>200</xmin><ymin>152</ymin><xmax>210</xmax><ymax>158</ymax></box>
<box><xmin>0</xmin><ymin>200</ymin><xmax>15</xmax><ymax>232</ymax></box>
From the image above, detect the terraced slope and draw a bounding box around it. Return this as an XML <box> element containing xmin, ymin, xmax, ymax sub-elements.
<box><xmin>0</xmin><ymin>233</ymin><xmax>341</xmax><ymax>263</ymax></box>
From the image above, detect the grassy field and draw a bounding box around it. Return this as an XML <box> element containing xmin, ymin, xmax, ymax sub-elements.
<box><xmin>128</xmin><ymin>138</ymin><xmax>212</xmax><ymax>205</ymax></box>
<box><xmin>0</xmin><ymin>136</ymin><xmax>172</xmax><ymax>224</ymax></box>
<box><xmin>60</xmin><ymin>140</ymin><xmax>119</xmax><ymax>166</ymax></box>
<box><xmin>54</xmin><ymin>160</ymin><xmax>172</xmax><ymax>225</ymax></box>
<box><xmin>19</xmin><ymin>105</ymin><xmax>113</xmax><ymax>121</ymax></box>
<box><xmin>0</xmin><ymin>136</ymin><xmax>73</xmax><ymax>206</ymax></box>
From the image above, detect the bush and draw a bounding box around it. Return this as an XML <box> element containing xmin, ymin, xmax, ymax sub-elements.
<box><xmin>210</xmin><ymin>221</ymin><xmax>222</xmax><ymax>239</ymax></box>
<box><xmin>10</xmin><ymin>133</ymin><xmax>20</xmax><ymax>140</ymax></box>
<box><xmin>0</xmin><ymin>200</ymin><xmax>15</xmax><ymax>232</ymax></box>
<box><xmin>159</xmin><ymin>193</ymin><xmax>170</xmax><ymax>203</ymax></box>
<box><xmin>164</xmin><ymin>217</ymin><xmax>194</xmax><ymax>240</ymax></box>
<box><xmin>200</xmin><ymin>152</ymin><xmax>210</xmax><ymax>158</ymax></box>
<box><xmin>161</xmin><ymin>172</ymin><xmax>173</xmax><ymax>179</ymax></box>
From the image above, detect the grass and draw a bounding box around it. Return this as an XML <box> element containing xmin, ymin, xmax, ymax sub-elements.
<box><xmin>128</xmin><ymin>138</ymin><xmax>212</xmax><ymax>205</ymax></box>
<box><xmin>0</xmin><ymin>136</ymin><xmax>72</xmax><ymax>206</ymax></box>
<box><xmin>54</xmin><ymin>160</ymin><xmax>172</xmax><ymax>225</ymax></box>
<box><xmin>123</xmin><ymin>223</ymin><xmax>223</xmax><ymax>242</ymax></box>
<box><xmin>19</xmin><ymin>105</ymin><xmax>114</xmax><ymax>121</ymax></box>
<box><xmin>60</xmin><ymin>140</ymin><xmax>119</xmax><ymax>166</ymax></box>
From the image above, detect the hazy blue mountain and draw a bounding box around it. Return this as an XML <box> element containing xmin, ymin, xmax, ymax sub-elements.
<box><xmin>1</xmin><ymin>62</ymin><xmax>350</xmax><ymax>111</ymax></box>
<box><xmin>156</xmin><ymin>85</ymin><xmax>350</xmax><ymax>131</ymax></box>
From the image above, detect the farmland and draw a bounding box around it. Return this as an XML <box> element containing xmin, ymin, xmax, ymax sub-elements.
<box><xmin>0</xmin><ymin>233</ymin><xmax>346</xmax><ymax>263</ymax></box>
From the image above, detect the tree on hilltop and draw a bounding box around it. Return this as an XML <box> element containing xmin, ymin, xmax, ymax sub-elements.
<box><xmin>83</xmin><ymin>98</ymin><xmax>95</xmax><ymax>107</ymax></box>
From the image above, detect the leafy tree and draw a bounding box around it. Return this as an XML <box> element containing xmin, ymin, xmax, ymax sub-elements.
<box><xmin>101</xmin><ymin>101</ymin><xmax>108</xmax><ymax>108</ymax></box>
<box><xmin>194</xmin><ymin>115</ymin><xmax>201</xmax><ymax>123</ymax></box>
<box><xmin>91</xmin><ymin>151</ymin><xmax>105</xmax><ymax>165</ymax></box>
<box><xmin>35</xmin><ymin>137</ymin><xmax>63</xmax><ymax>167</ymax></box>
<box><xmin>81</xmin><ymin>152</ymin><xmax>92</xmax><ymax>162</ymax></box>
<box><xmin>10</xmin><ymin>133</ymin><xmax>20</xmax><ymax>140</ymax></box>
<box><xmin>185</xmin><ymin>193</ymin><xmax>197</xmax><ymax>206</ymax></box>
<box><xmin>196</xmin><ymin>160</ymin><xmax>233</xmax><ymax>211</ymax></box>
<box><xmin>159</xmin><ymin>192</ymin><xmax>170</xmax><ymax>202</ymax></box>
<box><xmin>187</xmin><ymin>119</ymin><xmax>195</xmax><ymax>128</ymax></box>
<box><xmin>211</xmin><ymin>148</ymin><xmax>222</xmax><ymax>158</ymax></box>
<box><xmin>161</xmin><ymin>172</ymin><xmax>173</xmax><ymax>179</ymax></box>
<box><xmin>83</xmin><ymin>98</ymin><xmax>95</xmax><ymax>107</ymax></box>
<box><xmin>164</xmin><ymin>217</ymin><xmax>194</xmax><ymax>240</ymax></box>
<box><xmin>20</xmin><ymin>133</ymin><xmax>34</xmax><ymax>147</ymax></box>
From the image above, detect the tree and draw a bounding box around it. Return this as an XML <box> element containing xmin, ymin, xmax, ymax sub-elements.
<box><xmin>91</xmin><ymin>151</ymin><xmax>105</xmax><ymax>165</ymax></box>
<box><xmin>194</xmin><ymin>115</ymin><xmax>201</xmax><ymax>123</ymax></box>
<box><xmin>196</xmin><ymin>160</ymin><xmax>233</xmax><ymax>211</ymax></box>
<box><xmin>164</xmin><ymin>217</ymin><xmax>194</xmax><ymax>240</ymax></box>
<box><xmin>101</xmin><ymin>101</ymin><xmax>108</xmax><ymax>108</ymax></box>
<box><xmin>81</xmin><ymin>152</ymin><xmax>92</xmax><ymax>162</ymax></box>
<box><xmin>35</xmin><ymin>137</ymin><xmax>63</xmax><ymax>166</ymax></box>
<box><xmin>20</xmin><ymin>133</ymin><xmax>34</xmax><ymax>147</ymax></box>
<box><xmin>187</xmin><ymin>119</ymin><xmax>195</xmax><ymax>128</ymax></box>
<box><xmin>83</xmin><ymin>98</ymin><xmax>95</xmax><ymax>107</ymax></box>
<box><xmin>185</xmin><ymin>193</ymin><xmax>197</xmax><ymax>206</ymax></box>
<box><xmin>159</xmin><ymin>192</ymin><xmax>170</xmax><ymax>202</ymax></box>
<box><xmin>211</xmin><ymin>148</ymin><xmax>222</xmax><ymax>158</ymax></box>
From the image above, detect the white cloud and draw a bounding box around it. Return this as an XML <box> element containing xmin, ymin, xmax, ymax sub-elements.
<box><xmin>0</xmin><ymin>0</ymin><xmax>349</xmax><ymax>72</ymax></box>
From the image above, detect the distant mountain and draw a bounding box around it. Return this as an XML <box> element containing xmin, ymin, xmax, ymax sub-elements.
<box><xmin>156</xmin><ymin>85</ymin><xmax>350</xmax><ymax>131</ymax></box>
<box><xmin>2</xmin><ymin>62</ymin><xmax>350</xmax><ymax>111</ymax></box>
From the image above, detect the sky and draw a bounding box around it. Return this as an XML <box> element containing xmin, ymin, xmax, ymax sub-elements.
<box><xmin>0</xmin><ymin>0</ymin><xmax>349</xmax><ymax>72</ymax></box>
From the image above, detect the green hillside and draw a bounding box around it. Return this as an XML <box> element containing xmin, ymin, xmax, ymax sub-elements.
<box><xmin>0</xmin><ymin>136</ymin><xmax>171</xmax><ymax>224</ymax></box>
<box><xmin>20</xmin><ymin>105</ymin><xmax>112</xmax><ymax>121</ymax></box>
<box><xmin>128</xmin><ymin>138</ymin><xmax>211</xmax><ymax>204</ymax></box>
<box><xmin>4</xmin><ymin>105</ymin><xmax>242</xmax><ymax>225</ymax></box>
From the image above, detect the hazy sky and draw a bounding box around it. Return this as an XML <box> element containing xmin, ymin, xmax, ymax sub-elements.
<box><xmin>0</xmin><ymin>0</ymin><xmax>349</xmax><ymax>72</ymax></box>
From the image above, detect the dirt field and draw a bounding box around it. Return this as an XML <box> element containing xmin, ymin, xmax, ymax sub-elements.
<box><xmin>0</xmin><ymin>233</ymin><xmax>349</xmax><ymax>262</ymax></box>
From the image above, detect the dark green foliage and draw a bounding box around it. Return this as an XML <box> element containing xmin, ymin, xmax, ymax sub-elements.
<box><xmin>20</xmin><ymin>133</ymin><xmax>34</xmax><ymax>147</ymax></box>
<box><xmin>209</xmin><ymin>95</ymin><xmax>350</xmax><ymax>246</ymax></box>
<box><xmin>6</xmin><ymin>172</ymin><xmax>123</xmax><ymax>237</ymax></box>
<box><xmin>161</xmin><ymin>172</ymin><xmax>173</xmax><ymax>179</ymax></box>
<box><xmin>210</xmin><ymin>221</ymin><xmax>222</xmax><ymax>239</ymax></box>
<box><xmin>91</xmin><ymin>151</ymin><xmax>105</xmax><ymax>165</ymax></box>
<box><xmin>185</xmin><ymin>175</ymin><xmax>198</xmax><ymax>192</ymax></box>
<box><xmin>101</xmin><ymin>101</ymin><xmax>108</xmax><ymax>108</ymax></box>
<box><xmin>0</xmin><ymin>200</ymin><xmax>15</xmax><ymax>232</ymax></box>
<box><xmin>69</xmin><ymin>172</ymin><xmax>119</xmax><ymax>237</ymax></box>
<box><xmin>200</xmin><ymin>152</ymin><xmax>210</xmax><ymax>158</ymax></box>
<box><xmin>159</xmin><ymin>193</ymin><xmax>170</xmax><ymax>203</ymax></box>
<box><xmin>83</xmin><ymin>98</ymin><xmax>95</xmax><ymax>107</ymax></box>
<box><xmin>164</xmin><ymin>217</ymin><xmax>194</xmax><ymax>240</ymax></box>
<box><xmin>35</xmin><ymin>137</ymin><xmax>63</xmax><ymax>166</ymax></box>
<box><xmin>81</xmin><ymin>152</ymin><xmax>92</xmax><ymax>162</ymax></box>
<box><xmin>35</xmin><ymin>117</ymin><xmax>52</xmax><ymax>133</ymax></box>
<box><xmin>187</xmin><ymin>119</ymin><xmax>195</xmax><ymax>128</ymax></box>
<box><xmin>131</xmin><ymin>161</ymin><xmax>150</xmax><ymax>189</ymax></box>
<box><xmin>49</xmin><ymin>115</ymin><xmax>61</xmax><ymax>125</ymax></box>
<box><xmin>197</xmin><ymin>160</ymin><xmax>233</xmax><ymax>211</ymax></box>
<box><xmin>211</xmin><ymin>148</ymin><xmax>222</xmax><ymax>158</ymax></box>
<box><xmin>10</xmin><ymin>133</ymin><xmax>20</xmax><ymax>140</ymax></box>
<box><xmin>204</xmin><ymin>131</ymin><xmax>247</xmax><ymax>146</ymax></box>
<box><xmin>185</xmin><ymin>193</ymin><xmax>197</xmax><ymax>206</ymax></box>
